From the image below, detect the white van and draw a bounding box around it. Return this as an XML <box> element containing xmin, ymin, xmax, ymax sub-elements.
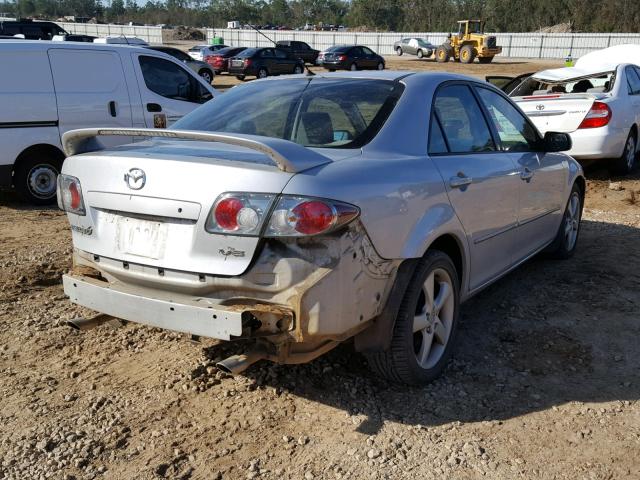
<box><xmin>0</xmin><ymin>40</ymin><xmax>217</xmax><ymax>204</ymax></box>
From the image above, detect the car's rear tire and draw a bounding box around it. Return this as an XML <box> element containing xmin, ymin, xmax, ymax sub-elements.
<box><xmin>350</xmin><ymin>63</ymin><xmax>358</xmax><ymax>71</ymax></box>
<box><xmin>14</xmin><ymin>152</ymin><xmax>62</xmax><ymax>205</ymax></box>
<box><xmin>460</xmin><ymin>45</ymin><xmax>476</xmax><ymax>64</ymax></box>
<box><xmin>376</xmin><ymin>62</ymin><xmax>384</xmax><ymax>70</ymax></box>
<box><xmin>236</xmin><ymin>75</ymin><xmax>246</xmax><ymax>81</ymax></box>
<box><xmin>257</xmin><ymin>68</ymin><xmax>268</xmax><ymax>79</ymax></box>
<box><xmin>435</xmin><ymin>45</ymin><xmax>451</xmax><ymax>63</ymax></box>
<box><xmin>294</xmin><ymin>65</ymin><xmax>304</xmax><ymax>74</ymax></box>
<box><xmin>546</xmin><ymin>183</ymin><xmax>583</xmax><ymax>259</ymax></box>
<box><xmin>198</xmin><ymin>69</ymin><xmax>213</xmax><ymax>84</ymax></box>
<box><xmin>610</xmin><ymin>129</ymin><xmax>637</xmax><ymax>175</ymax></box>
<box><xmin>366</xmin><ymin>250</ymin><xmax>460</xmax><ymax>385</ymax></box>
<box><xmin>396</xmin><ymin>47</ymin><xmax>403</xmax><ymax>56</ymax></box>
<box><xmin>478</xmin><ymin>56</ymin><xmax>494</xmax><ymax>64</ymax></box>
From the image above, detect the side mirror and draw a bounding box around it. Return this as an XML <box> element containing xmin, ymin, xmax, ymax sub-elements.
<box><xmin>544</xmin><ymin>131</ymin><xmax>572</xmax><ymax>152</ymax></box>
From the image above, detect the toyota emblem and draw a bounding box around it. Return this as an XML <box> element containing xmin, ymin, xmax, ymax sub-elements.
<box><xmin>124</xmin><ymin>168</ymin><xmax>146</xmax><ymax>190</ymax></box>
<box><xmin>536</xmin><ymin>104</ymin><xmax>545</xmax><ymax>111</ymax></box>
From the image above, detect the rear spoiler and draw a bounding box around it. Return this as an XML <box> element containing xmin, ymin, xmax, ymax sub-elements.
<box><xmin>61</xmin><ymin>128</ymin><xmax>332</xmax><ymax>173</ymax></box>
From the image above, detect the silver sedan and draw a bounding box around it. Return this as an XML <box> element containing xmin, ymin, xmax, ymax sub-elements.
<box><xmin>58</xmin><ymin>71</ymin><xmax>584</xmax><ymax>385</ymax></box>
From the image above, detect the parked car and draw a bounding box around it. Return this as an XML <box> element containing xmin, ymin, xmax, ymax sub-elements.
<box><xmin>93</xmin><ymin>36</ymin><xmax>148</xmax><ymax>46</ymax></box>
<box><xmin>394</xmin><ymin>37</ymin><xmax>435</xmax><ymax>58</ymax></box>
<box><xmin>507</xmin><ymin>45</ymin><xmax>640</xmax><ymax>174</ymax></box>
<box><xmin>0</xmin><ymin>40</ymin><xmax>217</xmax><ymax>204</ymax></box>
<box><xmin>228</xmin><ymin>47</ymin><xmax>304</xmax><ymax>79</ymax></box>
<box><xmin>204</xmin><ymin>46</ymin><xmax>247</xmax><ymax>74</ymax></box>
<box><xmin>52</xmin><ymin>34</ymin><xmax>97</xmax><ymax>42</ymax></box>
<box><xmin>0</xmin><ymin>19</ymin><xmax>94</xmax><ymax>41</ymax></box>
<box><xmin>147</xmin><ymin>46</ymin><xmax>215</xmax><ymax>84</ymax></box>
<box><xmin>275</xmin><ymin>40</ymin><xmax>320</xmax><ymax>64</ymax></box>
<box><xmin>320</xmin><ymin>45</ymin><xmax>385</xmax><ymax>71</ymax></box>
<box><xmin>58</xmin><ymin>71</ymin><xmax>584</xmax><ymax>386</ymax></box>
<box><xmin>187</xmin><ymin>44</ymin><xmax>229</xmax><ymax>61</ymax></box>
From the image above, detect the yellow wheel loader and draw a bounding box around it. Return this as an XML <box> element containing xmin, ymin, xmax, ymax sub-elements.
<box><xmin>435</xmin><ymin>20</ymin><xmax>502</xmax><ymax>64</ymax></box>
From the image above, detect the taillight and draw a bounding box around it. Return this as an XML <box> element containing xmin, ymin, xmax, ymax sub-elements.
<box><xmin>337</xmin><ymin>55</ymin><xmax>347</xmax><ymax>61</ymax></box>
<box><xmin>57</xmin><ymin>174</ymin><xmax>86</xmax><ymax>215</ymax></box>
<box><xmin>206</xmin><ymin>193</ymin><xmax>274</xmax><ymax>235</ymax></box>
<box><xmin>265</xmin><ymin>196</ymin><xmax>359</xmax><ymax>237</ymax></box>
<box><xmin>244</xmin><ymin>58</ymin><xmax>252</xmax><ymax>66</ymax></box>
<box><xmin>205</xmin><ymin>193</ymin><xmax>360</xmax><ymax>237</ymax></box>
<box><xmin>578</xmin><ymin>101</ymin><xmax>611</xmax><ymax>129</ymax></box>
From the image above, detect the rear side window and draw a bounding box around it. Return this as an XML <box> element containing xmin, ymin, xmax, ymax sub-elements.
<box><xmin>49</xmin><ymin>50</ymin><xmax>125</xmax><ymax>94</ymax></box>
<box><xmin>261</xmin><ymin>49</ymin><xmax>274</xmax><ymax>58</ymax></box>
<box><xmin>433</xmin><ymin>84</ymin><xmax>495</xmax><ymax>153</ymax></box>
<box><xmin>139</xmin><ymin>55</ymin><xmax>210</xmax><ymax>103</ymax></box>
<box><xmin>475</xmin><ymin>87</ymin><xmax>539</xmax><ymax>151</ymax></box>
<box><xmin>274</xmin><ymin>49</ymin><xmax>288</xmax><ymax>59</ymax></box>
<box><xmin>428</xmin><ymin>115</ymin><xmax>448</xmax><ymax>154</ymax></box>
<box><xmin>626</xmin><ymin>67</ymin><xmax>640</xmax><ymax>95</ymax></box>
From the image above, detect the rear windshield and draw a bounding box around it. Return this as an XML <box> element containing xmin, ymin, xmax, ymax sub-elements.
<box><xmin>216</xmin><ymin>46</ymin><xmax>245</xmax><ymax>56</ymax></box>
<box><xmin>174</xmin><ymin>78</ymin><xmax>404</xmax><ymax>149</ymax></box>
<box><xmin>236</xmin><ymin>48</ymin><xmax>258</xmax><ymax>58</ymax></box>
<box><xmin>188</xmin><ymin>45</ymin><xmax>205</xmax><ymax>52</ymax></box>
<box><xmin>511</xmin><ymin>71</ymin><xmax>615</xmax><ymax>96</ymax></box>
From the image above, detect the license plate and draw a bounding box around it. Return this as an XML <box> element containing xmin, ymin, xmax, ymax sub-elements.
<box><xmin>116</xmin><ymin>217</ymin><xmax>167</xmax><ymax>259</ymax></box>
<box><xmin>231</xmin><ymin>60</ymin><xmax>242</xmax><ymax>67</ymax></box>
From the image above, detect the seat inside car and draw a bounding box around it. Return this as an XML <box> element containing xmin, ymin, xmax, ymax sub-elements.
<box><xmin>298</xmin><ymin>112</ymin><xmax>334</xmax><ymax>145</ymax></box>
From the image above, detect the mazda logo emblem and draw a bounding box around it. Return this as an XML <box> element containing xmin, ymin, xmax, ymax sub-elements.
<box><xmin>536</xmin><ymin>104</ymin><xmax>545</xmax><ymax>111</ymax></box>
<box><xmin>124</xmin><ymin>168</ymin><xmax>146</xmax><ymax>190</ymax></box>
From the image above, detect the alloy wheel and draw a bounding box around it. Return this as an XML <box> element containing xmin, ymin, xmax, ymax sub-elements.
<box><xmin>564</xmin><ymin>192</ymin><xmax>581</xmax><ymax>251</ymax></box>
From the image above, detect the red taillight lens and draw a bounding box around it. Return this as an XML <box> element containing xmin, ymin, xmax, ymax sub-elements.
<box><xmin>265</xmin><ymin>196</ymin><xmax>359</xmax><ymax>237</ymax></box>
<box><xmin>291</xmin><ymin>201</ymin><xmax>335</xmax><ymax>235</ymax></box>
<box><xmin>578</xmin><ymin>101</ymin><xmax>611</xmax><ymax>129</ymax></box>
<box><xmin>69</xmin><ymin>181</ymin><xmax>81</xmax><ymax>210</ymax></box>
<box><xmin>214</xmin><ymin>197</ymin><xmax>244</xmax><ymax>230</ymax></box>
<box><xmin>244</xmin><ymin>58</ymin><xmax>252</xmax><ymax>66</ymax></box>
<box><xmin>337</xmin><ymin>55</ymin><xmax>347</xmax><ymax>61</ymax></box>
<box><xmin>206</xmin><ymin>193</ymin><xmax>275</xmax><ymax>235</ymax></box>
<box><xmin>57</xmin><ymin>174</ymin><xmax>86</xmax><ymax>215</ymax></box>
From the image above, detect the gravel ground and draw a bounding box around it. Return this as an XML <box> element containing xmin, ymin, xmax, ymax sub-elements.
<box><xmin>1</xmin><ymin>54</ymin><xmax>639</xmax><ymax>478</ymax></box>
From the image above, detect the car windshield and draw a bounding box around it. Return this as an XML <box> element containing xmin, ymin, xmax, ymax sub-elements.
<box><xmin>236</xmin><ymin>48</ymin><xmax>258</xmax><ymax>58</ymax></box>
<box><xmin>511</xmin><ymin>71</ymin><xmax>615</xmax><ymax>96</ymax></box>
<box><xmin>174</xmin><ymin>78</ymin><xmax>404</xmax><ymax>149</ymax></box>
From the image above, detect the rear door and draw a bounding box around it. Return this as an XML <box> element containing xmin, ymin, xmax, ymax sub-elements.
<box><xmin>48</xmin><ymin>48</ymin><xmax>133</xmax><ymax>147</ymax></box>
<box><xmin>475</xmin><ymin>86</ymin><xmax>566</xmax><ymax>258</ymax></box>
<box><xmin>132</xmin><ymin>53</ymin><xmax>213</xmax><ymax>128</ymax></box>
<box><xmin>274</xmin><ymin>48</ymin><xmax>295</xmax><ymax>73</ymax></box>
<box><xmin>429</xmin><ymin>83</ymin><xmax>520</xmax><ymax>290</ymax></box>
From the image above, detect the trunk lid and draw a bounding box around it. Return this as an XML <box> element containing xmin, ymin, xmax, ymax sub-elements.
<box><xmin>63</xmin><ymin>140</ymin><xmax>296</xmax><ymax>276</ymax></box>
<box><xmin>514</xmin><ymin>93</ymin><xmax>606</xmax><ymax>134</ymax></box>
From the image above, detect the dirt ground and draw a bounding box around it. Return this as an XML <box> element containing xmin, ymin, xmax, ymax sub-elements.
<box><xmin>1</xmin><ymin>58</ymin><xmax>640</xmax><ymax>480</ymax></box>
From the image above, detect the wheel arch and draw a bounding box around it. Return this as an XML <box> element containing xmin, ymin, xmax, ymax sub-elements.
<box><xmin>14</xmin><ymin>143</ymin><xmax>65</xmax><ymax>174</ymax></box>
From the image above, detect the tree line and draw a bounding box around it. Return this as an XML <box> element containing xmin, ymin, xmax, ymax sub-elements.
<box><xmin>1</xmin><ymin>0</ymin><xmax>640</xmax><ymax>33</ymax></box>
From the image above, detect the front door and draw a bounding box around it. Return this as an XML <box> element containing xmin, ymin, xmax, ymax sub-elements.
<box><xmin>429</xmin><ymin>83</ymin><xmax>520</xmax><ymax>290</ymax></box>
<box><xmin>474</xmin><ymin>85</ymin><xmax>566</xmax><ymax>260</ymax></box>
<box><xmin>48</xmin><ymin>48</ymin><xmax>133</xmax><ymax>148</ymax></box>
<box><xmin>132</xmin><ymin>53</ymin><xmax>213</xmax><ymax>128</ymax></box>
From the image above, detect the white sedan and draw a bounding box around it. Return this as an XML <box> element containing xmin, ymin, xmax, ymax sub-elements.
<box><xmin>507</xmin><ymin>45</ymin><xmax>640</xmax><ymax>174</ymax></box>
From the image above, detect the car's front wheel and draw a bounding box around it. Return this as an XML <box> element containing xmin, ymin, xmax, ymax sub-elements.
<box><xmin>293</xmin><ymin>65</ymin><xmax>304</xmax><ymax>74</ymax></box>
<box><xmin>376</xmin><ymin>62</ymin><xmax>384</xmax><ymax>70</ymax></box>
<box><xmin>366</xmin><ymin>250</ymin><xmax>459</xmax><ymax>385</ymax></box>
<box><xmin>396</xmin><ymin>47</ymin><xmax>403</xmax><ymax>56</ymax></box>
<box><xmin>417</xmin><ymin>49</ymin><xmax>424</xmax><ymax>59</ymax></box>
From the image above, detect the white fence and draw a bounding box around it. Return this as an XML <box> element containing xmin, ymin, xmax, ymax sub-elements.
<box><xmin>60</xmin><ymin>22</ymin><xmax>163</xmax><ymax>44</ymax></box>
<box><xmin>208</xmin><ymin>28</ymin><xmax>640</xmax><ymax>59</ymax></box>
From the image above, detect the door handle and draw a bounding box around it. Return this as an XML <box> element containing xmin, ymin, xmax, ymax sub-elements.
<box><xmin>449</xmin><ymin>173</ymin><xmax>473</xmax><ymax>189</ymax></box>
<box><xmin>147</xmin><ymin>103</ymin><xmax>162</xmax><ymax>113</ymax></box>
<box><xmin>520</xmin><ymin>167</ymin><xmax>534</xmax><ymax>182</ymax></box>
<box><xmin>108</xmin><ymin>101</ymin><xmax>117</xmax><ymax>117</ymax></box>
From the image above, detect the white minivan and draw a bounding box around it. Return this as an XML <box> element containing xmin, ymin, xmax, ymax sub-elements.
<box><xmin>0</xmin><ymin>40</ymin><xmax>218</xmax><ymax>204</ymax></box>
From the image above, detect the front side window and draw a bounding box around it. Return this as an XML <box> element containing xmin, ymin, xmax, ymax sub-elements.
<box><xmin>362</xmin><ymin>47</ymin><xmax>374</xmax><ymax>55</ymax></box>
<box><xmin>433</xmin><ymin>84</ymin><xmax>495</xmax><ymax>153</ymax></box>
<box><xmin>139</xmin><ymin>55</ymin><xmax>210</xmax><ymax>103</ymax></box>
<box><xmin>476</xmin><ymin>87</ymin><xmax>539</xmax><ymax>151</ymax></box>
<box><xmin>174</xmin><ymin>78</ymin><xmax>404</xmax><ymax>149</ymax></box>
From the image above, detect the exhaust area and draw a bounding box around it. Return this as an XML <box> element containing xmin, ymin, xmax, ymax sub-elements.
<box><xmin>216</xmin><ymin>351</ymin><xmax>266</xmax><ymax>375</ymax></box>
<box><xmin>67</xmin><ymin>314</ymin><xmax>113</xmax><ymax>331</ymax></box>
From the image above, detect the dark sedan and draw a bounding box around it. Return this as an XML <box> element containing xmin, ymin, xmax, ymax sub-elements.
<box><xmin>205</xmin><ymin>46</ymin><xmax>247</xmax><ymax>74</ymax></box>
<box><xmin>275</xmin><ymin>40</ymin><xmax>319</xmax><ymax>64</ymax></box>
<box><xmin>320</xmin><ymin>45</ymin><xmax>385</xmax><ymax>71</ymax></box>
<box><xmin>228</xmin><ymin>47</ymin><xmax>305</xmax><ymax>80</ymax></box>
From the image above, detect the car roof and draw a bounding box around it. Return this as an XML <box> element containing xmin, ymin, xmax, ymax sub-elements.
<box><xmin>0</xmin><ymin>39</ymin><xmax>154</xmax><ymax>54</ymax></box>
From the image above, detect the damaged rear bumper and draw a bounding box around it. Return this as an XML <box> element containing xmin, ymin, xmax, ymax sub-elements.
<box><xmin>62</xmin><ymin>274</ymin><xmax>294</xmax><ymax>341</ymax></box>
